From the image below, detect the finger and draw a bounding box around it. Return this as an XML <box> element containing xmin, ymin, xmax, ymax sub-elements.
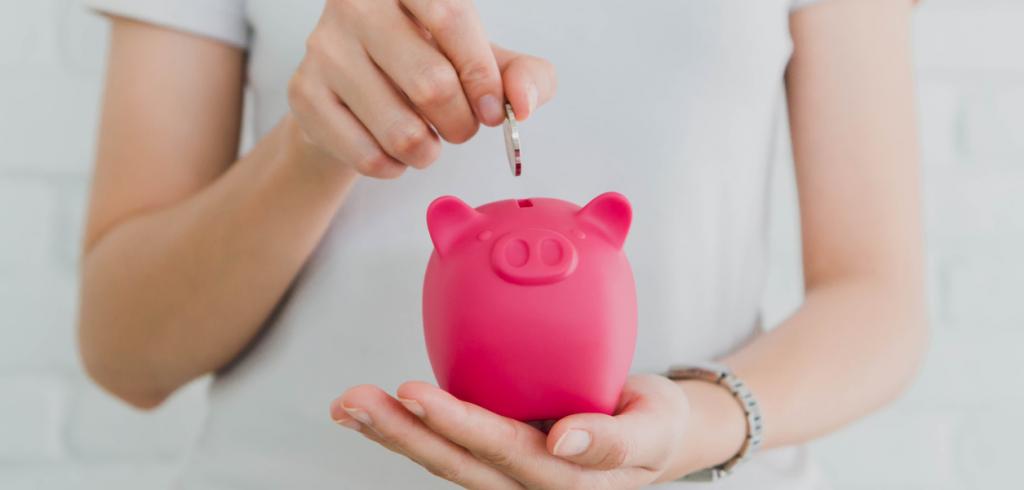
<box><xmin>493</xmin><ymin>44</ymin><xmax>557</xmax><ymax>121</ymax></box>
<box><xmin>547</xmin><ymin>375</ymin><xmax>680</xmax><ymax>471</ymax></box>
<box><xmin>288</xmin><ymin>70</ymin><xmax>405</xmax><ymax>179</ymax></box>
<box><xmin>397</xmin><ymin>382</ymin><xmax>585</xmax><ymax>489</ymax></box>
<box><xmin>401</xmin><ymin>0</ymin><xmax>505</xmax><ymax>126</ymax></box>
<box><xmin>360</xmin><ymin>9</ymin><xmax>478</xmax><ymax>143</ymax></box>
<box><xmin>316</xmin><ymin>38</ymin><xmax>440</xmax><ymax>169</ymax></box>
<box><xmin>333</xmin><ymin>385</ymin><xmax>523</xmax><ymax>490</ymax></box>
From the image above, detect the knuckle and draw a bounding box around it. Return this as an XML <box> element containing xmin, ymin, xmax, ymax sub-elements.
<box><xmin>304</xmin><ymin>29</ymin><xmax>350</xmax><ymax>68</ymax></box>
<box><xmin>493</xmin><ymin>416</ymin><xmax>520</xmax><ymax>445</ymax></box>
<box><xmin>598</xmin><ymin>438</ymin><xmax>630</xmax><ymax>469</ymax></box>
<box><xmin>332</xmin><ymin>0</ymin><xmax>367</xmax><ymax>15</ymax></box>
<box><xmin>475</xmin><ymin>420</ymin><xmax>519</xmax><ymax>467</ymax></box>
<box><xmin>458</xmin><ymin>61</ymin><xmax>494</xmax><ymax>87</ymax></box>
<box><xmin>409</xmin><ymin>64</ymin><xmax>461</xmax><ymax>108</ymax></box>
<box><xmin>427</xmin><ymin>459</ymin><xmax>467</xmax><ymax>484</ymax></box>
<box><xmin>286</xmin><ymin>75</ymin><xmax>303</xmax><ymax>108</ymax></box>
<box><xmin>424</xmin><ymin>0</ymin><xmax>467</xmax><ymax>30</ymax></box>
<box><xmin>384</xmin><ymin>121</ymin><xmax>433</xmax><ymax>163</ymax></box>
<box><xmin>355</xmin><ymin>149</ymin><xmax>395</xmax><ymax>176</ymax></box>
<box><xmin>286</xmin><ymin>72</ymin><xmax>316</xmax><ymax>112</ymax></box>
<box><xmin>477</xmin><ymin>445</ymin><xmax>516</xmax><ymax>468</ymax></box>
<box><xmin>377</xmin><ymin>167</ymin><xmax>407</xmax><ymax>179</ymax></box>
<box><xmin>372</xmin><ymin>430</ymin><xmax>398</xmax><ymax>448</ymax></box>
<box><xmin>442</xmin><ymin>122</ymin><xmax>478</xmax><ymax>145</ymax></box>
<box><xmin>304</xmin><ymin>31</ymin><xmax>328</xmax><ymax>58</ymax></box>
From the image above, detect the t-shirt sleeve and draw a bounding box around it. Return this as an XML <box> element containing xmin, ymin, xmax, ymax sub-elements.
<box><xmin>83</xmin><ymin>0</ymin><xmax>249</xmax><ymax>48</ymax></box>
<box><xmin>790</xmin><ymin>0</ymin><xmax>830</xmax><ymax>12</ymax></box>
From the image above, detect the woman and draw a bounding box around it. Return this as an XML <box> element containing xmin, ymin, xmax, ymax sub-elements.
<box><xmin>78</xmin><ymin>0</ymin><xmax>926</xmax><ymax>488</ymax></box>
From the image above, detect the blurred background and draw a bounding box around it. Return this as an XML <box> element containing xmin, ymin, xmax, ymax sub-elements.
<box><xmin>0</xmin><ymin>0</ymin><xmax>1021</xmax><ymax>488</ymax></box>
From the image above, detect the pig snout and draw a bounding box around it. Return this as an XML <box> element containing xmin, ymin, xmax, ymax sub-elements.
<box><xmin>490</xmin><ymin>228</ymin><xmax>579</xmax><ymax>285</ymax></box>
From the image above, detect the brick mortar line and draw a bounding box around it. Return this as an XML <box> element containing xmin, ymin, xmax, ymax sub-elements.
<box><xmin>0</xmin><ymin>171</ymin><xmax>90</xmax><ymax>182</ymax></box>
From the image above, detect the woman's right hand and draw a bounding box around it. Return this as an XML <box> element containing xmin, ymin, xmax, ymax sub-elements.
<box><xmin>288</xmin><ymin>0</ymin><xmax>558</xmax><ymax>179</ymax></box>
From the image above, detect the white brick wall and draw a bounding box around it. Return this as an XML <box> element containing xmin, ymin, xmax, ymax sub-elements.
<box><xmin>0</xmin><ymin>1</ymin><xmax>207</xmax><ymax>488</ymax></box>
<box><xmin>803</xmin><ymin>1</ymin><xmax>1024</xmax><ymax>488</ymax></box>
<box><xmin>0</xmin><ymin>0</ymin><xmax>1020</xmax><ymax>488</ymax></box>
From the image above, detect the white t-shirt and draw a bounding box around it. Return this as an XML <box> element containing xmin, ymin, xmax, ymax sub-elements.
<box><xmin>86</xmin><ymin>1</ymin><xmax>830</xmax><ymax>488</ymax></box>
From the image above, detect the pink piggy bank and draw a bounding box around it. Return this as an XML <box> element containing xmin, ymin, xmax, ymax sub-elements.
<box><xmin>422</xmin><ymin>192</ymin><xmax>637</xmax><ymax>421</ymax></box>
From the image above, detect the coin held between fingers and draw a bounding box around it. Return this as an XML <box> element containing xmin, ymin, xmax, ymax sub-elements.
<box><xmin>503</xmin><ymin>103</ymin><xmax>522</xmax><ymax>176</ymax></box>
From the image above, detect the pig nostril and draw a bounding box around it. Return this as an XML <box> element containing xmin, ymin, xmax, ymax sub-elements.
<box><xmin>505</xmin><ymin>239</ymin><xmax>530</xmax><ymax>267</ymax></box>
<box><xmin>516</xmin><ymin>199</ymin><xmax>534</xmax><ymax>208</ymax></box>
<box><xmin>540</xmin><ymin>239</ymin><xmax>563</xmax><ymax>265</ymax></box>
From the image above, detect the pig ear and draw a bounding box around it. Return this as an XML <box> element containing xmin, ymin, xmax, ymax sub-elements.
<box><xmin>576</xmin><ymin>192</ymin><xmax>632</xmax><ymax>249</ymax></box>
<box><xmin>427</xmin><ymin>196</ymin><xmax>482</xmax><ymax>257</ymax></box>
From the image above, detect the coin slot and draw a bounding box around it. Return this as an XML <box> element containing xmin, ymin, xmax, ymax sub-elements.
<box><xmin>516</xmin><ymin>199</ymin><xmax>534</xmax><ymax>208</ymax></box>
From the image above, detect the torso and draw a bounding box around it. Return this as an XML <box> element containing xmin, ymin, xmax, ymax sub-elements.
<box><xmin>177</xmin><ymin>2</ymin><xmax>824</xmax><ymax>488</ymax></box>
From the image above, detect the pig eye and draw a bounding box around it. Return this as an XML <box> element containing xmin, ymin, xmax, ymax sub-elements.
<box><xmin>477</xmin><ymin>230</ymin><xmax>494</xmax><ymax>241</ymax></box>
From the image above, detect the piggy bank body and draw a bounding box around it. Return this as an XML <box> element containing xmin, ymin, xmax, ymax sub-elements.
<box><xmin>422</xmin><ymin>192</ymin><xmax>637</xmax><ymax>421</ymax></box>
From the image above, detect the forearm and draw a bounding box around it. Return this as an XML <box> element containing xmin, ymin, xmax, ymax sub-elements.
<box><xmin>660</xmin><ymin>277</ymin><xmax>927</xmax><ymax>480</ymax></box>
<box><xmin>728</xmin><ymin>0</ymin><xmax>927</xmax><ymax>448</ymax></box>
<box><xmin>724</xmin><ymin>277</ymin><xmax>927</xmax><ymax>447</ymax></box>
<box><xmin>79</xmin><ymin>115</ymin><xmax>356</xmax><ymax>407</ymax></box>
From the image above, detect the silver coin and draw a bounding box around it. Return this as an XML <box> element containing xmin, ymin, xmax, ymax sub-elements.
<box><xmin>502</xmin><ymin>103</ymin><xmax>522</xmax><ymax>176</ymax></box>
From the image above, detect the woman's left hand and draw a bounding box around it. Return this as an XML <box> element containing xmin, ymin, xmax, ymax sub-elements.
<box><xmin>331</xmin><ymin>374</ymin><xmax>736</xmax><ymax>489</ymax></box>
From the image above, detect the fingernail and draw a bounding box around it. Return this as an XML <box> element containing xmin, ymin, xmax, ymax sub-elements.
<box><xmin>553</xmin><ymin>429</ymin><xmax>591</xmax><ymax>457</ymax></box>
<box><xmin>343</xmin><ymin>405</ymin><xmax>373</xmax><ymax>426</ymax></box>
<box><xmin>398</xmin><ymin>397</ymin><xmax>425</xmax><ymax>418</ymax></box>
<box><xmin>526</xmin><ymin>83</ymin><xmax>539</xmax><ymax>117</ymax></box>
<box><xmin>478</xmin><ymin>94</ymin><xmax>503</xmax><ymax>125</ymax></box>
<box><xmin>335</xmin><ymin>417</ymin><xmax>363</xmax><ymax>431</ymax></box>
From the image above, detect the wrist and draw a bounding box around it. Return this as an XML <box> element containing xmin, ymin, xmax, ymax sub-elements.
<box><xmin>278</xmin><ymin>112</ymin><xmax>359</xmax><ymax>185</ymax></box>
<box><xmin>665</xmin><ymin>380</ymin><xmax>748</xmax><ymax>480</ymax></box>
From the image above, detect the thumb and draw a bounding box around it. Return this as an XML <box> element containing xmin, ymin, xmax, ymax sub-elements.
<box><xmin>492</xmin><ymin>44</ymin><xmax>557</xmax><ymax>121</ymax></box>
<box><xmin>546</xmin><ymin>407</ymin><xmax>672</xmax><ymax>470</ymax></box>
